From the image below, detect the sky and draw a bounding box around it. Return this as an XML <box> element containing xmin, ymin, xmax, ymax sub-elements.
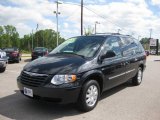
<box><xmin>0</xmin><ymin>0</ymin><xmax>160</xmax><ymax>40</ymax></box>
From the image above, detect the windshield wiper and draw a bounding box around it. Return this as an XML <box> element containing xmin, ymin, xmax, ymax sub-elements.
<box><xmin>55</xmin><ymin>52</ymin><xmax>85</xmax><ymax>58</ymax></box>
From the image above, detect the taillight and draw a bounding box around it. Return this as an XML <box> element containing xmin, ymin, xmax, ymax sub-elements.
<box><xmin>32</xmin><ymin>52</ymin><xmax>34</xmax><ymax>56</ymax></box>
<box><xmin>12</xmin><ymin>52</ymin><xmax>18</xmax><ymax>57</ymax></box>
<box><xmin>144</xmin><ymin>53</ymin><xmax>147</xmax><ymax>59</ymax></box>
<box><xmin>45</xmin><ymin>51</ymin><xmax>48</xmax><ymax>56</ymax></box>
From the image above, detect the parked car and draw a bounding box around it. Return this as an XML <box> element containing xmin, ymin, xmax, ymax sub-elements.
<box><xmin>17</xmin><ymin>34</ymin><xmax>146</xmax><ymax>112</ymax></box>
<box><xmin>3</xmin><ymin>47</ymin><xmax>21</xmax><ymax>63</ymax></box>
<box><xmin>0</xmin><ymin>49</ymin><xmax>8</xmax><ymax>72</ymax></box>
<box><xmin>145</xmin><ymin>50</ymin><xmax>149</xmax><ymax>56</ymax></box>
<box><xmin>150</xmin><ymin>50</ymin><xmax>156</xmax><ymax>55</ymax></box>
<box><xmin>31</xmin><ymin>47</ymin><xmax>48</xmax><ymax>60</ymax></box>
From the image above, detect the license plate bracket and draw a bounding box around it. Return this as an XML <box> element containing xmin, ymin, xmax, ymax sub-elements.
<box><xmin>24</xmin><ymin>87</ymin><xmax>33</xmax><ymax>97</ymax></box>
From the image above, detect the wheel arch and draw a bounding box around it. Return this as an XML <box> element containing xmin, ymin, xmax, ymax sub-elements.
<box><xmin>81</xmin><ymin>70</ymin><xmax>105</xmax><ymax>94</ymax></box>
<box><xmin>139</xmin><ymin>64</ymin><xmax>145</xmax><ymax>71</ymax></box>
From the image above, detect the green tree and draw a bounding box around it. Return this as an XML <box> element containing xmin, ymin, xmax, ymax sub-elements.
<box><xmin>84</xmin><ymin>26</ymin><xmax>94</xmax><ymax>36</ymax></box>
<box><xmin>33</xmin><ymin>29</ymin><xmax>65</xmax><ymax>50</ymax></box>
<box><xmin>0</xmin><ymin>26</ymin><xmax>4</xmax><ymax>48</ymax></box>
<box><xmin>0</xmin><ymin>25</ymin><xmax>65</xmax><ymax>52</ymax></box>
<box><xmin>0</xmin><ymin>25</ymin><xmax>19</xmax><ymax>48</ymax></box>
<box><xmin>140</xmin><ymin>38</ymin><xmax>150</xmax><ymax>50</ymax></box>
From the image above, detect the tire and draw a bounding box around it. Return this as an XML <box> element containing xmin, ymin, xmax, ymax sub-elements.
<box><xmin>0</xmin><ymin>67</ymin><xmax>6</xmax><ymax>73</ymax></box>
<box><xmin>132</xmin><ymin>67</ymin><xmax>143</xmax><ymax>86</ymax></box>
<box><xmin>77</xmin><ymin>80</ymin><xmax>100</xmax><ymax>112</ymax></box>
<box><xmin>16</xmin><ymin>58</ymin><xmax>20</xmax><ymax>63</ymax></box>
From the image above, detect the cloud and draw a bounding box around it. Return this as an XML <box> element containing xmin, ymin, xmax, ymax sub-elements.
<box><xmin>151</xmin><ymin>0</ymin><xmax>160</xmax><ymax>5</ymax></box>
<box><xmin>0</xmin><ymin>0</ymin><xmax>56</xmax><ymax>36</ymax></box>
<box><xmin>0</xmin><ymin>0</ymin><xmax>160</xmax><ymax>40</ymax></box>
<box><xmin>63</xmin><ymin>23</ymin><xmax>69</xmax><ymax>28</ymax></box>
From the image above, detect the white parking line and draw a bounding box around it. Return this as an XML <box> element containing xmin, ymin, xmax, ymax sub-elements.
<box><xmin>6</xmin><ymin>70</ymin><xmax>21</xmax><ymax>74</ymax></box>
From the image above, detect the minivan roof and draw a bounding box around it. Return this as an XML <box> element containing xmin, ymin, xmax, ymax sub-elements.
<box><xmin>89</xmin><ymin>33</ymin><xmax>132</xmax><ymax>37</ymax></box>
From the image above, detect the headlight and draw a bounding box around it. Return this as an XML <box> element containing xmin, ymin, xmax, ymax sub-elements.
<box><xmin>51</xmin><ymin>75</ymin><xmax>77</xmax><ymax>85</ymax></box>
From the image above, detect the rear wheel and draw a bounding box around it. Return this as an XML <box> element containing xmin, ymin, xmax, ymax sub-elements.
<box><xmin>0</xmin><ymin>67</ymin><xmax>6</xmax><ymax>73</ymax></box>
<box><xmin>132</xmin><ymin>67</ymin><xmax>143</xmax><ymax>86</ymax></box>
<box><xmin>77</xmin><ymin>80</ymin><xmax>100</xmax><ymax>112</ymax></box>
<box><xmin>16</xmin><ymin>57</ymin><xmax>20</xmax><ymax>63</ymax></box>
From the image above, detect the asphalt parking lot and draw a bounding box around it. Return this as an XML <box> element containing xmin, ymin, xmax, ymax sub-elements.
<box><xmin>0</xmin><ymin>56</ymin><xmax>160</xmax><ymax>120</ymax></box>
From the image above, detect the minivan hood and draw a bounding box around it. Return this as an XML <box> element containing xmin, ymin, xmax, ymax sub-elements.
<box><xmin>23</xmin><ymin>54</ymin><xmax>86</xmax><ymax>75</ymax></box>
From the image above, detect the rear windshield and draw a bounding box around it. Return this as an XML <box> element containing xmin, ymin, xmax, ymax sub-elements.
<box><xmin>34</xmin><ymin>47</ymin><xmax>46</xmax><ymax>51</ymax></box>
<box><xmin>4</xmin><ymin>48</ymin><xmax>16</xmax><ymax>52</ymax></box>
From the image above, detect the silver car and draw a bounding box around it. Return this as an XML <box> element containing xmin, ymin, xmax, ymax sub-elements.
<box><xmin>0</xmin><ymin>49</ymin><xmax>8</xmax><ymax>72</ymax></box>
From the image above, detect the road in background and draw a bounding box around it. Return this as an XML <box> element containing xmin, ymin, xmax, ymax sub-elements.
<box><xmin>0</xmin><ymin>56</ymin><xmax>160</xmax><ymax>120</ymax></box>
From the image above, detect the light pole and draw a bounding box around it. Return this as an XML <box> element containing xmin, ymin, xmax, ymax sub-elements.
<box><xmin>149</xmin><ymin>28</ymin><xmax>152</xmax><ymax>38</ymax></box>
<box><xmin>36</xmin><ymin>24</ymin><xmax>38</xmax><ymax>47</ymax></box>
<box><xmin>54</xmin><ymin>0</ymin><xmax>62</xmax><ymax>47</ymax></box>
<box><xmin>81</xmin><ymin>0</ymin><xmax>83</xmax><ymax>35</ymax></box>
<box><xmin>32</xmin><ymin>29</ymin><xmax>33</xmax><ymax>50</ymax></box>
<box><xmin>95</xmin><ymin>21</ymin><xmax>100</xmax><ymax>34</ymax></box>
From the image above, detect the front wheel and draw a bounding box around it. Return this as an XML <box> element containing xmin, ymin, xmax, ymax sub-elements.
<box><xmin>0</xmin><ymin>67</ymin><xmax>6</xmax><ymax>73</ymax></box>
<box><xmin>16</xmin><ymin>57</ymin><xmax>20</xmax><ymax>63</ymax></box>
<box><xmin>132</xmin><ymin>67</ymin><xmax>143</xmax><ymax>86</ymax></box>
<box><xmin>77</xmin><ymin>80</ymin><xmax>100</xmax><ymax>112</ymax></box>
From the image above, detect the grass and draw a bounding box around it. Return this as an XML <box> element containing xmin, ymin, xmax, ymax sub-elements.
<box><xmin>21</xmin><ymin>50</ymin><xmax>31</xmax><ymax>54</ymax></box>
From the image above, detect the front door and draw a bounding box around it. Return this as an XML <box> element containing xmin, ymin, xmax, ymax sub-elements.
<box><xmin>100</xmin><ymin>36</ymin><xmax>126</xmax><ymax>91</ymax></box>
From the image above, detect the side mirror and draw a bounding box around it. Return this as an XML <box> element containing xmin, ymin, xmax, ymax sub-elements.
<box><xmin>100</xmin><ymin>50</ymin><xmax>116</xmax><ymax>60</ymax></box>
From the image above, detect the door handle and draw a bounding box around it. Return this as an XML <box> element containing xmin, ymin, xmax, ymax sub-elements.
<box><xmin>125</xmin><ymin>61</ymin><xmax>130</xmax><ymax>65</ymax></box>
<box><xmin>121</xmin><ymin>63</ymin><xmax>126</xmax><ymax>66</ymax></box>
<box><xmin>135</xmin><ymin>58</ymin><xmax>138</xmax><ymax>61</ymax></box>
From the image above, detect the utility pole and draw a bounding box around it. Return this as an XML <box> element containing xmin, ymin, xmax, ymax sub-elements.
<box><xmin>95</xmin><ymin>21</ymin><xmax>100</xmax><ymax>34</ymax></box>
<box><xmin>149</xmin><ymin>28</ymin><xmax>152</xmax><ymax>38</ymax></box>
<box><xmin>54</xmin><ymin>0</ymin><xmax>62</xmax><ymax>47</ymax></box>
<box><xmin>43</xmin><ymin>31</ymin><xmax>44</xmax><ymax>47</ymax></box>
<box><xmin>32</xmin><ymin>29</ymin><xmax>33</xmax><ymax>50</ymax></box>
<box><xmin>138</xmin><ymin>35</ymin><xmax>141</xmax><ymax>41</ymax></box>
<box><xmin>81</xmin><ymin>0</ymin><xmax>83</xmax><ymax>35</ymax></box>
<box><xmin>36</xmin><ymin>24</ymin><xmax>38</xmax><ymax>47</ymax></box>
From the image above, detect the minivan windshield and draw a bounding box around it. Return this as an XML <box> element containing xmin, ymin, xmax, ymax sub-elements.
<box><xmin>50</xmin><ymin>36</ymin><xmax>105</xmax><ymax>58</ymax></box>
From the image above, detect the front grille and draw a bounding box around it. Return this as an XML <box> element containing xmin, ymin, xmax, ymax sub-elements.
<box><xmin>20</xmin><ymin>71</ymin><xmax>49</xmax><ymax>87</ymax></box>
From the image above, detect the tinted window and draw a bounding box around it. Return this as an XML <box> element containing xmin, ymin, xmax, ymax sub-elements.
<box><xmin>103</xmin><ymin>36</ymin><xmax>122</xmax><ymax>58</ymax></box>
<box><xmin>121</xmin><ymin>37</ymin><xmax>134</xmax><ymax>46</ymax></box>
<box><xmin>34</xmin><ymin>47</ymin><xmax>46</xmax><ymax>52</ymax></box>
<box><xmin>50</xmin><ymin>36</ymin><xmax>105</xmax><ymax>58</ymax></box>
<box><xmin>133</xmin><ymin>38</ymin><xmax>144</xmax><ymax>54</ymax></box>
<box><xmin>121</xmin><ymin>37</ymin><xmax>141</xmax><ymax>57</ymax></box>
<box><xmin>4</xmin><ymin>48</ymin><xmax>17</xmax><ymax>52</ymax></box>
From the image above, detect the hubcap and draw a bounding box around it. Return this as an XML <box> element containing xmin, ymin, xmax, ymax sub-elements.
<box><xmin>86</xmin><ymin>85</ymin><xmax>98</xmax><ymax>107</ymax></box>
<box><xmin>137</xmin><ymin>69</ymin><xmax>142</xmax><ymax>83</ymax></box>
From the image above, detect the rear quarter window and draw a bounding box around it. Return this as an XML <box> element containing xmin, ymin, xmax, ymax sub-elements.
<box><xmin>121</xmin><ymin>37</ymin><xmax>143</xmax><ymax>57</ymax></box>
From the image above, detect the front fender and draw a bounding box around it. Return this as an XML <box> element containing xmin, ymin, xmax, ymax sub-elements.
<box><xmin>79</xmin><ymin>70</ymin><xmax>105</xmax><ymax>91</ymax></box>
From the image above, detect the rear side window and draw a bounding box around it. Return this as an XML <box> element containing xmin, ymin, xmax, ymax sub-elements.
<box><xmin>121</xmin><ymin>37</ymin><xmax>134</xmax><ymax>46</ymax></box>
<box><xmin>103</xmin><ymin>36</ymin><xmax>122</xmax><ymax>58</ymax></box>
<box><xmin>133</xmin><ymin>38</ymin><xmax>144</xmax><ymax>54</ymax></box>
<box><xmin>121</xmin><ymin>37</ymin><xmax>143</xmax><ymax>57</ymax></box>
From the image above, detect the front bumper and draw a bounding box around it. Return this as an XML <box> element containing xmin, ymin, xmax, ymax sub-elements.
<box><xmin>17</xmin><ymin>78</ymin><xmax>81</xmax><ymax>104</ymax></box>
<box><xmin>32</xmin><ymin>55</ymin><xmax>44</xmax><ymax>60</ymax></box>
<box><xmin>8</xmin><ymin>56</ymin><xmax>19</xmax><ymax>61</ymax></box>
<box><xmin>0</xmin><ymin>59</ymin><xmax>7</xmax><ymax>68</ymax></box>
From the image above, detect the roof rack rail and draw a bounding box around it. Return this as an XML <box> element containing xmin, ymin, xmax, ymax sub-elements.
<box><xmin>91</xmin><ymin>33</ymin><xmax>122</xmax><ymax>35</ymax></box>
